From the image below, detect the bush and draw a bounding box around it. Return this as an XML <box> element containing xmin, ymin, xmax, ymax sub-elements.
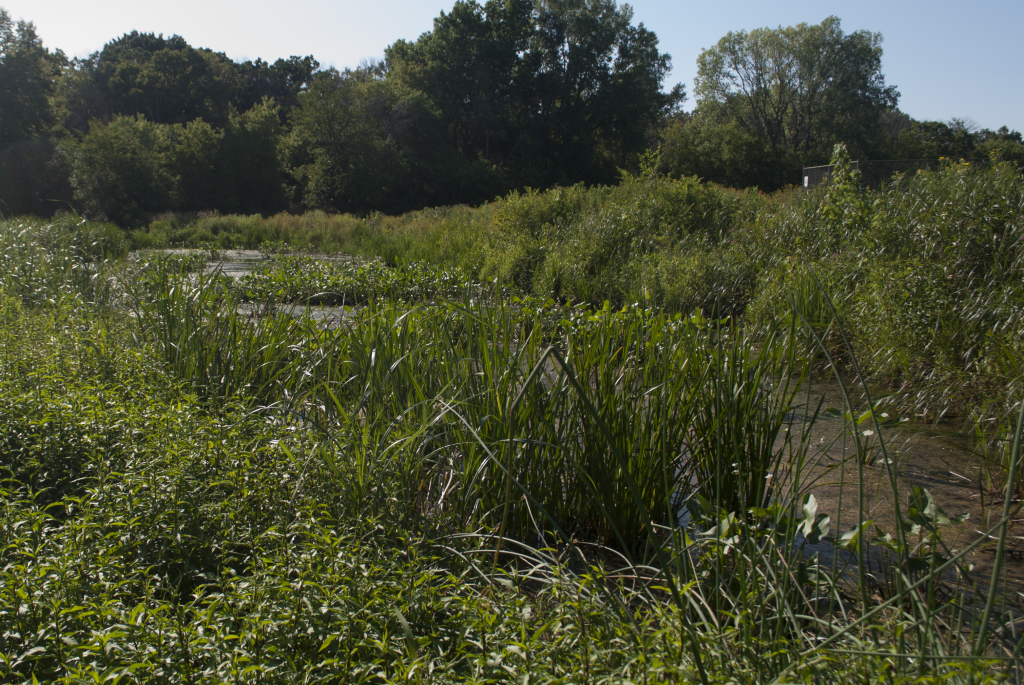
<box><xmin>482</xmin><ymin>167</ymin><xmax>742</xmax><ymax>303</ymax></box>
<box><xmin>633</xmin><ymin>243</ymin><xmax>756</xmax><ymax>317</ymax></box>
<box><xmin>64</xmin><ymin>115</ymin><xmax>177</xmax><ymax>229</ymax></box>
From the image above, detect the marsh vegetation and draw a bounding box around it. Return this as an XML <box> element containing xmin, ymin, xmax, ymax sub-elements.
<box><xmin>1</xmin><ymin>152</ymin><xmax>1022</xmax><ymax>682</ymax></box>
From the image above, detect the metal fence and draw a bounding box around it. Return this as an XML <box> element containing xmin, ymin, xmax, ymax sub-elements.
<box><xmin>801</xmin><ymin>158</ymin><xmax>989</xmax><ymax>189</ymax></box>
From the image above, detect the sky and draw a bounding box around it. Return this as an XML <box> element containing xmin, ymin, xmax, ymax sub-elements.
<box><xmin>6</xmin><ymin>0</ymin><xmax>1023</xmax><ymax>132</ymax></box>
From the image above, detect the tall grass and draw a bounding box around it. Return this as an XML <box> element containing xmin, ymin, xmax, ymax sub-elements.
<box><xmin>124</xmin><ymin>251</ymin><xmax>1024</xmax><ymax>681</ymax></box>
<box><xmin>153</xmin><ymin>154</ymin><xmax>1024</xmax><ymax>495</ymax></box>
<box><xmin>131</xmin><ymin>264</ymin><xmax>793</xmax><ymax>547</ymax></box>
<box><xmin>2</xmin><ymin>186</ymin><xmax>1023</xmax><ymax>681</ymax></box>
<box><xmin>748</xmin><ymin>151</ymin><xmax>1024</xmax><ymax>494</ymax></box>
<box><xmin>0</xmin><ymin>216</ymin><xmax>126</xmax><ymax>306</ymax></box>
<box><xmin>138</xmin><ymin>204</ymin><xmax>495</xmax><ymax>273</ymax></box>
<box><xmin>126</xmin><ymin>260</ymin><xmax>313</xmax><ymax>407</ymax></box>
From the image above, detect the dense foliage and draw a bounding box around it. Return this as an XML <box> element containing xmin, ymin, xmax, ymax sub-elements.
<box><xmin>0</xmin><ymin>9</ymin><xmax>62</xmax><ymax>145</ymax></box>
<box><xmin>660</xmin><ymin>17</ymin><xmax>1024</xmax><ymax>191</ymax></box>
<box><xmin>0</xmin><ymin>8</ymin><xmax>69</xmax><ymax>216</ymax></box>
<box><xmin>3</xmin><ymin>2</ymin><xmax>1024</xmax><ymax>678</ymax></box>
<box><xmin>0</xmin><ymin>0</ymin><xmax>684</xmax><ymax>222</ymax></box>
<box><xmin>137</xmin><ymin>150</ymin><xmax>1024</xmax><ymax>448</ymax></box>
<box><xmin>3</xmin><ymin>4</ymin><xmax>1023</xmax><ymax>223</ymax></box>
<box><xmin>2</xmin><ymin>174</ymin><xmax>1023</xmax><ymax>679</ymax></box>
<box><xmin>386</xmin><ymin>0</ymin><xmax>682</xmax><ymax>188</ymax></box>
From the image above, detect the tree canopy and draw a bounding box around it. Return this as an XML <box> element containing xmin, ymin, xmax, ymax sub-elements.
<box><xmin>0</xmin><ymin>8</ymin><xmax>63</xmax><ymax>146</ymax></box>
<box><xmin>54</xmin><ymin>32</ymin><xmax>241</xmax><ymax>130</ymax></box>
<box><xmin>695</xmin><ymin>17</ymin><xmax>898</xmax><ymax>158</ymax></box>
<box><xmin>1</xmin><ymin>4</ymin><xmax>1022</xmax><ymax>222</ymax></box>
<box><xmin>0</xmin><ymin>9</ymin><xmax>69</xmax><ymax>215</ymax></box>
<box><xmin>387</xmin><ymin>0</ymin><xmax>683</xmax><ymax>188</ymax></box>
<box><xmin>664</xmin><ymin>16</ymin><xmax>905</xmax><ymax>189</ymax></box>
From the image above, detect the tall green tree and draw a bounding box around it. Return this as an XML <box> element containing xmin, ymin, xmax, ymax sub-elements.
<box><xmin>291</xmin><ymin>69</ymin><xmax>403</xmax><ymax>213</ymax></box>
<box><xmin>64</xmin><ymin>115</ymin><xmax>177</xmax><ymax>227</ymax></box>
<box><xmin>64</xmin><ymin>101</ymin><xmax>291</xmax><ymax>225</ymax></box>
<box><xmin>54</xmin><ymin>32</ymin><xmax>239</xmax><ymax>132</ymax></box>
<box><xmin>528</xmin><ymin>0</ymin><xmax>681</xmax><ymax>183</ymax></box>
<box><xmin>660</xmin><ymin>110</ymin><xmax>776</xmax><ymax>190</ymax></box>
<box><xmin>0</xmin><ymin>7</ymin><xmax>70</xmax><ymax>216</ymax></box>
<box><xmin>0</xmin><ymin>7</ymin><xmax>63</xmax><ymax>146</ymax></box>
<box><xmin>219</xmin><ymin>99</ymin><xmax>289</xmax><ymax>214</ymax></box>
<box><xmin>387</xmin><ymin>0</ymin><xmax>682</xmax><ymax>189</ymax></box>
<box><xmin>387</xmin><ymin>0</ymin><xmax>534</xmax><ymax>165</ymax></box>
<box><xmin>291</xmin><ymin>66</ymin><xmax>498</xmax><ymax>214</ymax></box>
<box><xmin>683</xmin><ymin>16</ymin><xmax>898</xmax><ymax>188</ymax></box>
<box><xmin>170</xmin><ymin>118</ymin><xmax>223</xmax><ymax>213</ymax></box>
<box><xmin>235</xmin><ymin>55</ymin><xmax>319</xmax><ymax>120</ymax></box>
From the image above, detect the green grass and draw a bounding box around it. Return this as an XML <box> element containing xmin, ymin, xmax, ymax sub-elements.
<box><xmin>144</xmin><ymin>153</ymin><xmax>1024</xmax><ymax>491</ymax></box>
<box><xmin>2</xmin><ymin>152</ymin><xmax>1023</xmax><ymax>683</ymax></box>
<box><xmin>234</xmin><ymin>256</ymin><xmax>476</xmax><ymax>305</ymax></box>
<box><xmin>136</xmin><ymin>205</ymin><xmax>494</xmax><ymax>274</ymax></box>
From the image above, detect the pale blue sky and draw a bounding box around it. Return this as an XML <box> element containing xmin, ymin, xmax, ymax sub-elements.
<box><xmin>7</xmin><ymin>0</ymin><xmax>1023</xmax><ymax>131</ymax></box>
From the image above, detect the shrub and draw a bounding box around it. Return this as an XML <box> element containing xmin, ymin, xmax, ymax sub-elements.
<box><xmin>64</xmin><ymin>115</ymin><xmax>177</xmax><ymax>229</ymax></box>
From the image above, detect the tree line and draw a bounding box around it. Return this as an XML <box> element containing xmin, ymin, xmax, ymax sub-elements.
<box><xmin>660</xmin><ymin>16</ymin><xmax>1024</xmax><ymax>188</ymax></box>
<box><xmin>1</xmin><ymin>2</ymin><xmax>1022</xmax><ymax>226</ymax></box>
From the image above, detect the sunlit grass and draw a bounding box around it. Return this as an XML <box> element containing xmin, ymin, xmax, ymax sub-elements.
<box><xmin>1</xmin><ymin>159</ymin><xmax>1023</xmax><ymax>684</ymax></box>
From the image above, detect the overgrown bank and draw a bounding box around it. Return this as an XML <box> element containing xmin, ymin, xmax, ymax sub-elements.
<box><xmin>1</xmin><ymin>153</ymin><xmax>1023</xmax><ymax>682</ymax></box>
<box><xmin>139</xmin><ymin>152</ymin><xmax>1024</xmax><ymax>438</ymax></box>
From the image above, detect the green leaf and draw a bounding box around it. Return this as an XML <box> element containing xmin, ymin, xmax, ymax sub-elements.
<box><xmin>838</xmin><ymin>520</ymin><xmax>873</xmax><ymax>550</ymax></box>
<box><xmin>907</xmin><ymin>486</ymin><xmax>950</xmax><ymax>529</ymax></box>
<box><xmin>802</xmin><ymin>493</ymin><xmax>818</xmax><ymax>520</ymax></box>
<box><xmin>799</xmin><ymin>494</ymin><xmax>830</xmax><ymax>544</ymax></box>
<box><xmin>394</xmin><ymin>608</ymin><xmax>417</xmax><ymax>657</ymax></box>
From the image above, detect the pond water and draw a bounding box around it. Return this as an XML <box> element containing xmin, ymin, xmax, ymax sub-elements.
<box><xmin>791</xmin><ymin>378</ymin><xmax>1024</xmax><ymax>603</ymax></box>
<box><xmin>204</xmin><ymin>250</ymin><xmax>265</xmax><ymax>278</ymax></box>
<box><xmin>236</xmin><ymin>301</ymin><xmax>359</xmax><ymax>327</ymax></box>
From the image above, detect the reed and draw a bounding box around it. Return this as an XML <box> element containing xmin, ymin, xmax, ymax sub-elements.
<box><xmin>1</xmin><ymin>205</ymin><xmax>1022</xmax><ymax>682</ymax></box>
